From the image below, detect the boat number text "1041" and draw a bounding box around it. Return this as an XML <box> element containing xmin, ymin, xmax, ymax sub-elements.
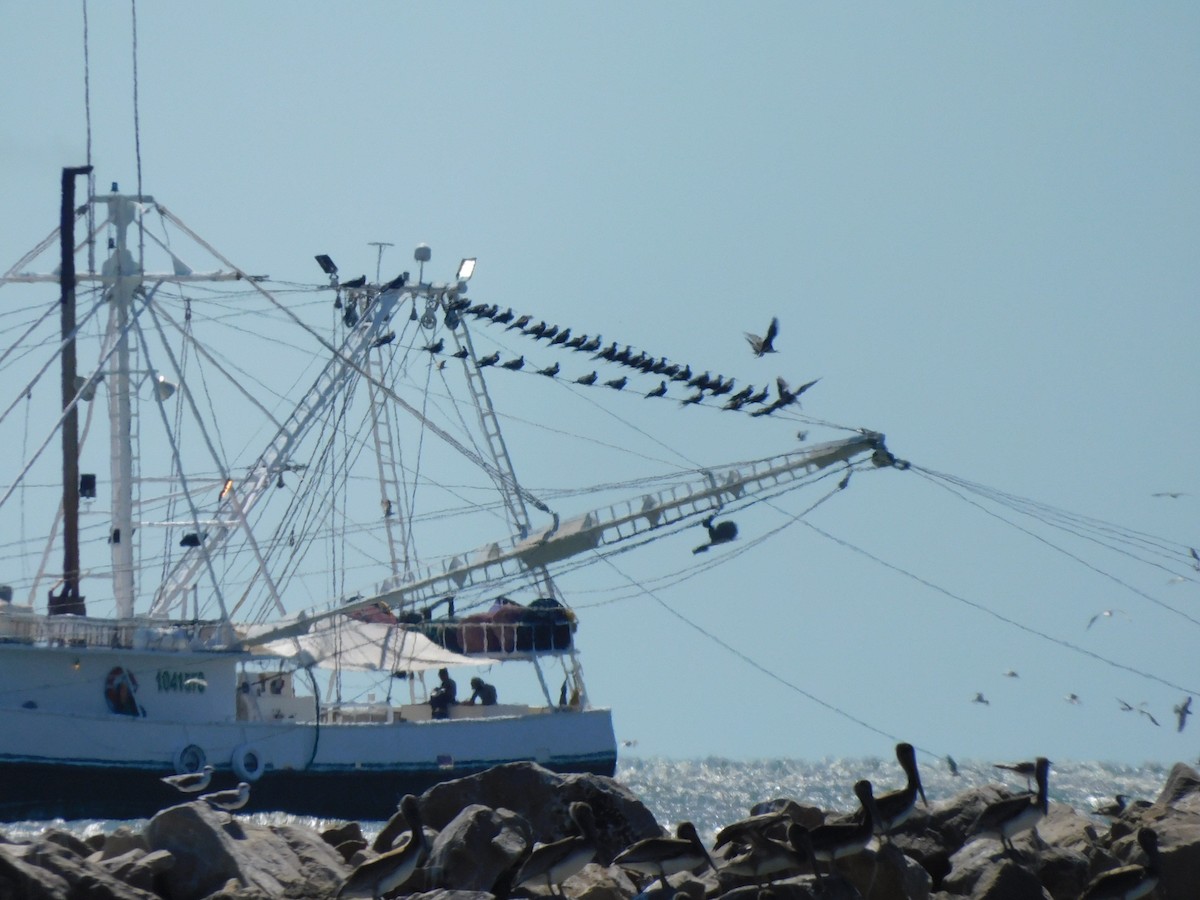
<box><xmin>156</xmin><ymin>670</ymin><xmax>207</xmax><ymax>693</ymax></box>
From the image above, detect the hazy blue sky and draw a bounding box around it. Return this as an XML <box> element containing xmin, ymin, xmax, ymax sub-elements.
<box><xmin>2</xmin><ymin>3</ymin><xmax>1198</xmax><ymax>770</ymax></box>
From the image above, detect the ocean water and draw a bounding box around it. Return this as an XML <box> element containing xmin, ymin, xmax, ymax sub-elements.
<box><xmin>0</xmin><ymin>757</ymin><xmax>1175</xmax><ymax>845</ymax></box>
<box><xmin>616</xmin><ymin>756</ymin><xmax>1174</xmax><ymax>845</ymax></box>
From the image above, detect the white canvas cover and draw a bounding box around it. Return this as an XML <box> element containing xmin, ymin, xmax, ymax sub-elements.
<box><xmin>255</xmin><ymin>619</ymin><xmax>487</xmax><ymax>672</ymax></box>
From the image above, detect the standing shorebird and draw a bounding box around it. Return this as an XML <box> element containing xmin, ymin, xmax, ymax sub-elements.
<box><xmin>614</xmin><ymin>821</ymin><xmax>715</xmax><ymax>891</ymax></box>
<box><xmin>1078</xmin><ymin>827</ymin><xmax>1160</xmax><ymax>900</ymax></box>
<box><xmin>807</xmin><ymin>780</ymin><xmax>880</xmax><ymax>880</ymax></box>
<box><xmin>512</xmin><ymin>801</ymin><xmax>599</xmax><ymax>897</ymax></box>
<box><xmin>199</xmin><ymin>781</ymin><xmax>250</xmax><ymax>814</ymax></box>
<box><xmin>160</xmin><ymin>764</ymin><xmax>213</xmax><ymax>794</ymax></box>
<box><xmin>870</xmin><ymin>743</ymin><xmax>928</xmax><ymax>839</ymax></box>
<box><xmin>338</xmin><ymin>795</ymin><xmax>428</xmax><ymax>899</ymax></box>
<box><xmin>714</xmin><ymin>800</ymin><xmax>809</xmax><ymax>852</ymax></box>
<box><xmin>993</xmin><ymin>759</ymin><xmax>1037</xmax><ymax>790</ymax></box>
<box><xmin>720</xmin><ymin>822</ymin><xmax>807</xmax><ymax>887</ymax></box>
<box><xmin>973</xmin><ymin>756</ymin><xmax>1051</xmax><ymax>855</ymax></box>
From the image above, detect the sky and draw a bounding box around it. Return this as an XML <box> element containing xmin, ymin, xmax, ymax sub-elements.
<box><xmin>1</xmin><ymin>2</ymin><xmax>1198</xmax><ymax>770</ymax></box>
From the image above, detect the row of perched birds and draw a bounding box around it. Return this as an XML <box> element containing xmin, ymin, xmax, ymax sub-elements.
<box><xmin>161</xmin><ymin>745</ymin><xmax>1158</xmax><ymax>899</ymax></box>
<box><xmin>426</xmin><ymin>303</ymin><xmax>818</xmax><ymax>414</ymax></box>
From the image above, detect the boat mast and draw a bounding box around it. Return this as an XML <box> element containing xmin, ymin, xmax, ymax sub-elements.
<box><xmin>103</xmin><ymin>189</ymin><xmax>146</xmax><ymax>618</ymax></box>
<box><xmin>49</xmin><ymin>165</ymin><xmax>92</xmax><ymax>617</ymax></box>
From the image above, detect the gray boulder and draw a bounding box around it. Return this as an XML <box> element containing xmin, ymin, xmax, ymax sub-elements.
<box><xmin>0</xmin><ymin>843</ymin><xmax>73</xmax><ymax>900</ymax></box>
<box><xmin>425</xmin><ymin>804</ymin><xmax>531</xmax><ymax>892</ymax></box>
<box><xmin>92</xmin><ymin>828</ymin><xmax>150</xmax><ymax>862</ymax></box>
<box><xmin>567</xmin><ymin>861</ymin><xmax>640</xmax><ymax>900</ymax></box>
<box><xmin>143</xmin><ymin>800</ymin><xmax>346</xmax><ymax>900</ymax></box>
<box><xmin>19</xmin><ymin>838</ymin><xmax>159</xmax><ymax>900</ymax></box>
<box><xmin>419</xmin><ymin>762</ymin><xmax>660</xmax><ymax>864</ymax></box>
<box><xmin>97</xmin><ymin>848</ymin><xmax>175</xmax><ymax>894</ymax></box>
<box><xmin>838</xmin><ymin>842</ymin><xmax>932</xmax><ymax>900</ymax></box>
<box><xmin>942</xmin><ymin>849</ymin><xmax>1051</xmax><ymax>900</ymax></box>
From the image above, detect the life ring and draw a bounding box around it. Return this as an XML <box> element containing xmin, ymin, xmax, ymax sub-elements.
<box><xmin>104</xmin><ymin>666</ymin><xmax>141</xmax><ymax>717</ymax></box>
<box><xmin>231</xmin><ymin>743</ymin><xmax>266</xmax><ymax>782</ymax></box>
<box><xmin>173</xmin><ymin>744</ymin><xmax>207</xmax><ymax>776</ymax></box>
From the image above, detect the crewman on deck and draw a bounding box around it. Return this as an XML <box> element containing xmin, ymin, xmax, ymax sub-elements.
<box><xmin>467</xmin><ymin>676</ymin><xmax>498</xmax><ymax>706</ymax></box>
<box><xmin>429</xmin><ymin>668</ymin><xmax>457</xmax><ymax>719</ymax></box>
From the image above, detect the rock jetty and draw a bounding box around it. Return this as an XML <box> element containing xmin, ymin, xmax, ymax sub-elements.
<box><xmin>1</xmin><ymin>760</ymin><xmax>1197</xmax><ymax>899</ymax></box>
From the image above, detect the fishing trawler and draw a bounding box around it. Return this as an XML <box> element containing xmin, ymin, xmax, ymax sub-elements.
<box><xmin>0</xmin><ymin>171</ymin><xmax>895</xmax><ymax>820</ymax></box>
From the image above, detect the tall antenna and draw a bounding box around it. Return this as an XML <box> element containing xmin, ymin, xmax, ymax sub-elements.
<box><xmin>368</xmin><ymin>242</ymin><xmax>393</xmax><ymax>283</ymax></box>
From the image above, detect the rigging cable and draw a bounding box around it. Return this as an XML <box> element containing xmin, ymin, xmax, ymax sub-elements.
<box><xmin>800</xmin><ymin>517</ymin><xmax>1200</xmax><ymax>697</ymax></box>
<box><xmin>129</xmin><ymin>0</ymin><xmax>144</xmax><ymax>202</ymax></box>
<box><xmin>916</xmin><ymin>465</ymin><xmax>1191</xmax><ymax>572</ymax></box>
<box><xmin>912</xmin><ymin>466</ymin><xmax>1200</xmax><ymax>629</ymax></box>
<box><xmin>591</xmin><ymin>490</ymin><xmax>910</xmax><ymax>751</ymax></box>
<box><xmin>80</xmin><ymin>0</ymin><xmax>96</xmax><ymax>273</ymax></box>
<box><xmin>158</xmin><ymin>205</ymin><xmax>558</xmax><ymax>519</ymax></box>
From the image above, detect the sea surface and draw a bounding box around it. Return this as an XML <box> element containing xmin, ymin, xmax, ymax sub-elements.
<box><xmin>0</xmin><ymin>757</ymin><xmax>1175</xmax><ymax>845</ymax></box>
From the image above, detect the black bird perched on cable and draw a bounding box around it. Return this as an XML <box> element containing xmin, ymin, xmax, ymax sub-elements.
<box><xmin>709</xmin><ymin>377</ymin><xmax>734</xmax><ymax>396</ymax></box>
<box><xmin>687</xmin><ymin>370</ymin><xmax>712</xmax><ymax>390</ymax></box>
<box><xmin>538</xmin><ymin>362</ymin><xmax>560</xmax><ymax>377</ymax></box>
<box><xmin>671</xmin><ymin>364</ymin><xmax>693</xmax><ymax>383</ymax></box>
<box><xmin>580</xmin><ymin>335</ymin><xmax>602</xmax><ymax>353</ymax></box>
<box><xmin>576</xmin><ymin>371</ymin><xmax>598</xmax><ymax>385</ymax></box>
<box><xmin>525</xmin><ymin>321</ymin><xmax>548</xmax><ymax>339</ymax></box>
<box><xmin>505</xmin><ymin>313</ymin><xmax>529</xmax><ymax>330</ymax></box>
<box><xmin>383</xmin><ymin>272</ymin><xmax>409</xmax><ymax>290</ymax></box>
<box><xmin>341</xmin><ymin>275</ymin><xmax>367</xmax><ymax>289</ymax></box>
<box><xmin>452</xmin><ymin>347</ymin><xmax>469</xmax><ymax>359</ymax></box>
<box><xmin>539</xmin><ymin>325</ymin><xmax>560</xmax><ymax>342</ymax></box>
<box><xmin>478</xmin><ymin>351</ymin><xmax>500</xmax><ymax>368</ymax></box>
<box><xmin>422</xmin><ymin>338</ymin><xmax>444</xmax><ymax>354</ymax></box>
<box><xmin>492</xmin><ymin>308</ymin><xmax>514</xmax><ymax>324</ymax></box>
<box><xmin>727</xmin><ymin>385</ymin><xmax>754</xmax><ymax>405</ymax></box>
<box><xmin>693</xmin><ymin>514</ymin><xmax>737</xmax><ymax>553</ymax></box>
<box><xmin>551</xmin><ymin>328</ymin><xmax>571</xmax><ymax>346</ymax></box>
<box><xmin>645</xmin><ymin>381</ymin><xmax>667</xmax><ymax>399</ymax></box>
<box><xmin>746</xmin><ymin>385</ymin><xmax>769</xmax><ymax>404</ymax></box>
<box><xmin>594</xmin><ymin>341</ymin><xmax>618</xmax><ymax>361</ymax></box>
<box><xmin>372</xmin><ymin>332</ymin><xmax>396</xmax><ymax>349</ymax></box>
<box><xmin>680</xmin><ymin>391</ymin><xmax>705</xmax><ymax>406</ymax></box>
<box><xmin>745</xmin><ymin>317</ymin><xmax>780</xmax><ymax>357</ymax></box>
<box><xmin>604</xmin><ymin>376</ymin><xmax>627</xmax><ymax>391</ymax></box>
<box><xmin>565</xmin><ymin>333</ymin><xmax>586</xmax><ymax>349</ymax></box>
<box><xmin>501</xmin><ymin>356</ymin><xmax>525</xmax><ymax>371</ymax></box>
<box><xmin>467</xmin><ymin>303</ymin><xmax>489</xmax><ymax>316</ymax></box>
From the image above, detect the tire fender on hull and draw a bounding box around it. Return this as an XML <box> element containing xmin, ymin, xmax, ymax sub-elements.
<box><xmin>173</xmin><ymin>744</ymin><xmax>207</xmax><ymax>776</ymax></box>
<box><xmin>231</xmin><ymin>743</ymin><xmax>266</xmax><ymax>782</ymax></box>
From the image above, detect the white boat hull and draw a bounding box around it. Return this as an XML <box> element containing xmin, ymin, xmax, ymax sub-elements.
<box><xmin>0</xmin><ymin>639</ymin><xmax>617</xmax><ymax>821</ymax></box>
